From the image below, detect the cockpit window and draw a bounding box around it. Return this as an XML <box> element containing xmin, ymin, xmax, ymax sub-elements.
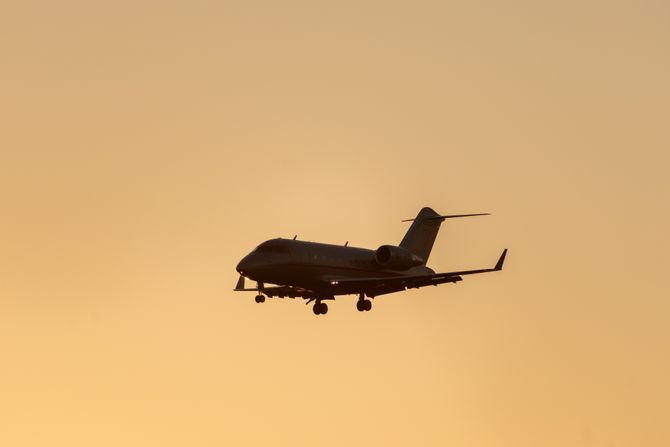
<box><xmin>255</xmin><ymin>241</ymin><xmax>289</xmax><ymax>253</ymax></box>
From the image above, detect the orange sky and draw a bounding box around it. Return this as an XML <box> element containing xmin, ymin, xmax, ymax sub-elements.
<box><xmin>1</xmin><ymin>1</ymin><xmax>669</xmax><ymax>446</ymax></box>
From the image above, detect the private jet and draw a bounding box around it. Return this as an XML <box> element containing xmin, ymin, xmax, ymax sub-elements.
<box><xmin>235</xmin><ymin>207</ymin><xmax>506</xmax><ymax>315</ymax></box>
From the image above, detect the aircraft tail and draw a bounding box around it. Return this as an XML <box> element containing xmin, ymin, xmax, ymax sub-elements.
<box><xmin>399</xmin><ymin>207</ymin><xmax>489</xmax><ymax>265</ymax></box>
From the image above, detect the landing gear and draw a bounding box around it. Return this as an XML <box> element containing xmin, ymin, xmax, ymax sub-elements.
<box><xmin>357</xmin><ymin>294</ymin><xmax>372</xmax><ymax>312</ymax></box>
<box><xmin>312</xmin><ymin>301</ymin><xmax>328</xmax><ymax>315</ymax></box>
<box><xmin>255</xmin><ymin>282</ymin><xmax>266</xmax><ymax>303</ymax></box>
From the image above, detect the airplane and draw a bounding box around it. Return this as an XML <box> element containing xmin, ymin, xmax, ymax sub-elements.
<box><xmin>234</xmin><ymin>207</ymin><xmax>506</xmax><ymax>316</ymax></box>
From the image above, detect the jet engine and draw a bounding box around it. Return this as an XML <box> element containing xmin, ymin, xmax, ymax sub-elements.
<box><xmin>375</xmin><ymin>245</ymin><xmax>424</xmax><ymax>270</ymax></box>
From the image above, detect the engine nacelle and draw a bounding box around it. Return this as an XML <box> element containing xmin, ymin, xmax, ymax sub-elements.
<box><xmin>375</xmin><ymin>245</ymin><xmax>424</xmax><ymax>270</ymax></box>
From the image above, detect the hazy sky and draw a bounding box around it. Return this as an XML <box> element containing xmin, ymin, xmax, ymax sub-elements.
<box><xmin>1</xmin><ymin>1</ymin><xmax>669</xmax><ymax>446</ymax></box>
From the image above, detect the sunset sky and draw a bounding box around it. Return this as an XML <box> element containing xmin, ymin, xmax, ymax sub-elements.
<box><xmin>1</xmin><ymin>1</ymin><xmax>669</xmax><ymax>446</ymax></box>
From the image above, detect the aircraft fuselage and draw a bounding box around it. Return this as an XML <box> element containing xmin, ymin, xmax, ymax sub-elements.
<box><xmin>236</xmin><ymin>238</ymin><xmax>433</xmax><ymax>292</ymax></box>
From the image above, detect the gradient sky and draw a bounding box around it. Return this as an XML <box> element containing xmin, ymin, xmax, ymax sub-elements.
<box><xmin>1</xmin><ymin>1</ymin><xmax>669</xmax><ymax>446</ymax></box>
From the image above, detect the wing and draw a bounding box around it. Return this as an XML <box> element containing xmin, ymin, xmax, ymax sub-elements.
<box><xmin>234</xmin><ymin>249</ymin><xmax>507</xmax><ymax>299</ymax></box>
<box><xmin>330</xmin><ymin>249</ymin><xmax>507</xmax><ymax>297</ymax></box>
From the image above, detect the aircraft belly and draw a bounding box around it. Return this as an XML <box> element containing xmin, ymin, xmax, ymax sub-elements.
<box><xmin>250</xmin><ymin>263</ymin><xmax>394</xmax><ymax>290</ymax></box>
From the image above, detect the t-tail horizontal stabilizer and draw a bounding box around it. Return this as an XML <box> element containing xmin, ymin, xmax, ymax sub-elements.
<box><xmin>401</xmin><ymin>213</ymin><xmax>490</xmax><ymax>222</ymax></box>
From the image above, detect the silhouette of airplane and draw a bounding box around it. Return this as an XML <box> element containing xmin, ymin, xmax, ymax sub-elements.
<box><xmin>235</xmin><ymin>207</ymin><xmax>506</xmax><ymax>315</ymax></box>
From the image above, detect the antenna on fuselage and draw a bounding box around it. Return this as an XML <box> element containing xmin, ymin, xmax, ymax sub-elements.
<box><xmin>293</xmin><ymin>235</ymin><xmax>297</xmax><ymax>240</ymax></box>
<box><xmin>344</xmin><ymin>241</ymin><xmax>348</xmax><ymax>246</ymax></box>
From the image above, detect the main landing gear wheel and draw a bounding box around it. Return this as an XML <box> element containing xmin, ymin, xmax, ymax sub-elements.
<box><xmin>313</xmin><ymin>302</ymin><xmax>328</xmax><ymax>315</ymax></box>
<box><xmin>255</xmin><ymin>294</ymin><xmax>265</xmax><ymax>303</ymax></box>
<box><xmin>357</xmin><ymin>299</ymin><xmax>372</xmax><ymax>312</ymax></box>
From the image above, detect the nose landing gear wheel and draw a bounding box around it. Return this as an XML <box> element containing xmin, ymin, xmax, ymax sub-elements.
<box><xmin>255</xmin><ymin>294</ymin><xmax>265</xmax><ymax>303</ymax></box>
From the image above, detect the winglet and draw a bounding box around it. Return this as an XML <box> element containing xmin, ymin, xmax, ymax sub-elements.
<box><xmin>494</xmin><ymin>249</ymin><xmax>507</xmax><ymax>271</ymax></box>
<box><xmin>235</xmin><ymin>275</ymin><xmax>245</xmax><ymax>290</ymax></box>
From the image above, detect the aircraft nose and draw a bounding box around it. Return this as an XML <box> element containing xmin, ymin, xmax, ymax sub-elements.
<box><xmin>236</xmin><ymin>255</ymin><xmax>252</xmax><ymax>274</ymax></box>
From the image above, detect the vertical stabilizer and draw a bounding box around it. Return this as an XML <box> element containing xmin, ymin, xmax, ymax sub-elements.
<box><xmin>399</xmin><ymin>207</ymin><xmax>490</xmax><ymax>265</ymax></box>
<box><xmin>399</xmin><ymin>207</ymin><xmax>443</xmax><ymax>264</ymax></box>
